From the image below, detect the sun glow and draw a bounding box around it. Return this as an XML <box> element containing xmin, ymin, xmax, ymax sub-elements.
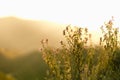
<box><xmin>0</xmin><ymin>0</ymin><xmax>120</xmax><ymax>30</ymax></box>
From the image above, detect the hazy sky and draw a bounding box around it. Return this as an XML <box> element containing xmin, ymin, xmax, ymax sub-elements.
<box><xmin>0</xmin><ymin>0</ymin><xmax>120</xmax><ymax>30</ymax></box>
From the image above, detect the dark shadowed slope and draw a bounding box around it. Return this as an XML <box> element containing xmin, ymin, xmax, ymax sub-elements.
<box><xmin>0</xmin><ymin>50</ymin><xmax>48</xmax><ymax>80</ymax></box>
<box><xmin>0</xmin><ymin>17</ymin><xmax>65</xmax><ymax>54</ymax></box>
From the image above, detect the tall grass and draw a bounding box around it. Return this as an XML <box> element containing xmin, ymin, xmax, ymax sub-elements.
<box><xmin>40</xmin><ymin>19</ymin><xmax>120</xmax><ymax>80</ymax></box>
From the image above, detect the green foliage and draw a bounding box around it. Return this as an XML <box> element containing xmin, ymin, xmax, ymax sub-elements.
<box><xmin>41</xmin><ymin>19</ymin><xmax>120</xmax><ymax>80</ymax></box>
<box><xmin>0</xmin><ymin>72</ymin><xmax>16</xmax><ymax>80</ymax></box>
<box><xmin>97</xmin><ymin>19</ymin><xmax>120</xmax><ymax>80</ymax></box>
<box><xmin>0</xmin><ymin>51</ymin><xmax>48</xmax><ymax>80</ymax></box>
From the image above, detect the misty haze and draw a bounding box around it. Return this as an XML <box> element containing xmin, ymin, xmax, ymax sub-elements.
<box><xmin>0</xmin><ymin>17</ymin><xmax>65</xmax><ymax>53</ymax></box>
<box><xmin>0</xmin><ymin>0</ymin><xmax>120</xmax><ymax>79</ymax></box>
<box><xmin>0</xmin><ymin>17</ymin><xmax>66</xmax><ymax>80</ymax></box>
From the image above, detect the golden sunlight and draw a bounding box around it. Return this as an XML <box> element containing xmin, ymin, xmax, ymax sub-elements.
<box><xmin>0</xmin><ymin>0</ymin><xmax>120</xmax><ymax>30</ymax></box>
<box><xmin>1</xmin><ymin>1</ymin><xmax>120</xmax><ymax>79</ymax></box>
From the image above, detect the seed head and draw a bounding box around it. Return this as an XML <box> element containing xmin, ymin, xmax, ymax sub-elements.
<box><xmin>66</xmin><ymin>26</ymin><xmax>69</xmax><ymax>31</ymax></box>
<box><xmin>108</xmin><ymin>20</ymin><xmax>113</xmax><ymax>25</ymax></box>
<box><xmin>85</xmin><ymin>37</ymin><xmax>88</xmax><ymax>42</ymax></box>
<box><xmin>79</xmin><ymin>28</ymin><xmax>82</xmax><ymax>33</ymax></box>
<box><xmin>60</xmin><ymin>41</ymin><xmax>63</xmax><ymax>45</ymax></box>
<box><xmin>63</xmin><ymin>30</ymin><xmax>65</xmax><ymax>35</ymax></box>
<box><xmin>46</xmin><ymin>39</ymin><xmax>48</xmax><ymax>44</ymax></box>
<box><xmin>85</xmin><ymin>28</ymin><xmax>88</xmax><ymax>33</ymax></box>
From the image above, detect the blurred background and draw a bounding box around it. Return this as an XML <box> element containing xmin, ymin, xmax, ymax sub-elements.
<box><xmin>0</xmin><ymin>0</ymin><xmax>120</xmax><ymax>80</ymax></box>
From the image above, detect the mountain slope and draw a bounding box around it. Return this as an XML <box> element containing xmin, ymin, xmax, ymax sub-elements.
<box><xmin>0</xmin><ymin>50</ymin><xmax>48</xmax><ymax>80</ymax></box>
<box><xmin>0</xmin><ymin>17</ymin><xmax>65</xmax><ymax>54</ymax></box>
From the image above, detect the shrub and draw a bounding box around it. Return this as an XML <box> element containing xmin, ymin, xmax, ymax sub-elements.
<box><xmin>40</xmin><ymin>19</ymin><xmax>120</xmax><ymax>80</ymax></box>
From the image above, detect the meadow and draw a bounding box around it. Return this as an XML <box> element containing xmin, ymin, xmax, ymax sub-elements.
<box><xmin>0</xmin><ymin>19</ymin><xmax>120</xmax><ymax>80</ymax></box>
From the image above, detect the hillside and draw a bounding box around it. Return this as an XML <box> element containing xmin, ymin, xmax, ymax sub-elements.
<box><xmin>0</xmin><ymin>17</ymin><xmax>64</xmax><ymax>54</ymax></box>
<box><xmin>0</xmin><ymin>50</ymin><xmax>48</xmax><ymax>80</ymax></box>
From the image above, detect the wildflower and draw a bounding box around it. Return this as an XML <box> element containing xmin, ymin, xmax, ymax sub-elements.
<box><xmin>38</xmin><ymin>48</ymin><xmax>42</xmax><ymax>51</ymax></box>
<box><xmin>104</xmin><ymin>45</ymin><xmax>107</xmax><ymax>49</ymax></box>
<box><xmin>60</xmin><ymin>41</ymin><xmax>63</xmax><ymax>45</ymax></box>
<box><xmin>46</xmin><ymin>39</ymin><xmax>48</xmax><ymax>44</ymax></box>
<box><xmin>63</xmin><ymin>30</ymin><xmax>65</xmax><ymax>35</ymax></box>
<box><xmin>69</xmin><ymin>35</ymin><xmax>72</xmax><ymax>38</ymax></box>
<box><xmin>108</xmin><ymin>20</ymin><xmax>113</xmax><ymax>25</ymax></box>
<box><xmin>114</xmin><ymin>28</ymin><xmax>118</xmax><ymax>35</ymax></box>
<box><xmin>79</xmin><ymin>28</ymin><xmax>82</xmax><ymax>33</ymax></box>
<box><xmin>71</xmin><ymin>29</ymin><xmax>73</xmax><ymax>32</ymax></box>
<box><xmin>85</xmin><ymin>37</ymin><xmax>88</xmax><ymax>42</ymax></box>
<box><xmin>66</xmin><ymin>26</ymin><xmax>69</xmax><ymax>31</ymax></box>
<box><xmin>85</xmin><ymin>28</ymin><xmax>88</xmax><ymax>33</ymax></box>
<box><xmin>100</xmin><ymin>37</ymin><xmax>102</xmax><ymax>45</ymax></box>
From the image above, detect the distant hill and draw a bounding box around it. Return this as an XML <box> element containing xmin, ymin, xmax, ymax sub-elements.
<box><xmin>0</xmin><ymin>17</ymin><xmax>65</xmax><ymax>54</ymax></box>
<box><xmin>0</xmin><ymin>50</ymin><xmax>48</xmax><ymax>80</ymax></box>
